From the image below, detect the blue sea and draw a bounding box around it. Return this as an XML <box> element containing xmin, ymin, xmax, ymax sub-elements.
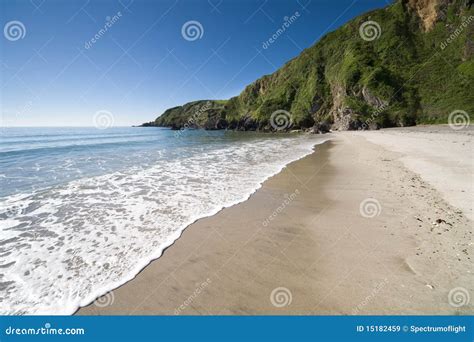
<box><xmin>0</xmin><ymin>127</ymin><xmax>327</xmax><ymax>314</ymax></box>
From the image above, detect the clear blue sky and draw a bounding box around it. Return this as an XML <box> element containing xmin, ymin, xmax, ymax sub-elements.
<box><xmin>1</xmin><ymin>0</ymin><xmax>389</xmax><ymax>127</ymax></box>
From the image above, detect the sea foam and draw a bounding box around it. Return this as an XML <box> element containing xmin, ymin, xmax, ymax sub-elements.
<box><xmin>0</xmin><ymin>134</ymin><xmax>329</xmax><ymax>314</ymax></box>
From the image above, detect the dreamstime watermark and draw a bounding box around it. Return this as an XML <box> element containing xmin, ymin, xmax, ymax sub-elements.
<box><xmin>181</xmin><ymin>20</ymin><xmax>204</xmax><ymax>41</ymax></box>
<box><xmin>93</xmin><ymin>110</ymin><xmax>114</xmax><ymax>129</ymax></box>
<box><xmin>4</xmin><ymin>20</ymin><xmax>26</xmax><ymax>41</ymax></box>
<box><xmin>174</xmin><ymin>278</ymin><xmax>212</xmax><ymax>314</ymax></box>
<box><xmin>448</xmin><ymin>110</ymin><xmax>470</xmax><ymax>130</ymax></box>
<box><xmin>93</xmin><ymin>291</ymin><xmax>115</xmax><ymax>307</ymax></box>
<box><xmin>262</xmin><ymin>189</ymin><xmax>299</xmax><ymax>227</ymax></box>
<box><xmin>352</xmin><ymin>278</ymin><xmax>388</xmax><ymax>314</ymax></box>
<box><xmin>359</xmin><ymin>20</ymin><xmax>381</xmax><ymax>41</ymax></box>
<box><xmin>270</xmin><ymin>287</ymin><xmax>292</xmax><ymax>308</ymax></box>
<box><xmin>270</xmin><ymin>109</ymin><xmax>293</xmax><ymax>131</ymax></box>
<box><xmin>5</xmin><ymin>323</ymin><xmax>85</xmax><ymax>336</ymax></box>
<box><xmin>359</xmin><ymin>198</ymin><xmax>382</xmax><ymax>218</ymax></box>
<box><xmin>448</xmin><ymin>287</ymin><xmax>470</xmax><ymax>308</ymax></box>
<box><xmin>174</xmin><ymin>101</ymin><xmax>212</xmax><ymax>137</ymax></box>
<box><xmin>84</xmin><ymin>12</ymin><xmax>123</xmax><ymax>49</ymax></box>
<box><xmin>359</xmin><ymin>102</ymin><xmax>388</xmax><ymax>130</ymax></box>
<box><xmin>262</xmin><ymin>11</ymin><xmax>300</xmax><ymax>49</ymax></box>
<box><xmin>440</xmin><ymin>16</ymin><xmax>474</xmax><ymax>50</ymax></box>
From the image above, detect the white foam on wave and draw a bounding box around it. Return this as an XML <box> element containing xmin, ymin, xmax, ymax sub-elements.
<box><xmin>0</xmin><ymin>135</ymin><xmax>330</xmax><ymax>315</ymax></box>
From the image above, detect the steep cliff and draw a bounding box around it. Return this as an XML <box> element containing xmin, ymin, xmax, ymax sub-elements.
<box><xmin>145</xmin><ymin>0</ymin><xmax>473</xmax><ymax>131</ymax></box>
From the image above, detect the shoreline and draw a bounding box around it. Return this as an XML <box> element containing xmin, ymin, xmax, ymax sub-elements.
<box><xmin>78</xmin><ymin>139</ymin><xmax>335</xmax><ymax>315</ymax></box>
<box><xmin>71</xmin><ymin>136</ymin><xmax>329</xmax><ymax>315</ymax></box>
<box><xmin>79</xmin><ymin>128</ymin><xmax>473</xmax><ymax>315</ymax></box>
<box><xmin>2</xmin><ymin>129</ymin><xmax>326</xmax><ymax>315</ymax></box>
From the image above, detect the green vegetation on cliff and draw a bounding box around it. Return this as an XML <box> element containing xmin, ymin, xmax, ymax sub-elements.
<box><xmin>145</xmin><ymin>0</ymin><xmax>473</xmax><ymax>131</ymax></box>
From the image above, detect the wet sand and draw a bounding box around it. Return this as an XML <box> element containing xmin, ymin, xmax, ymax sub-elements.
<box><xmin>79</xmin><ymin>128</ymin><xmax>473</xmax><ymax>315</ymax></box>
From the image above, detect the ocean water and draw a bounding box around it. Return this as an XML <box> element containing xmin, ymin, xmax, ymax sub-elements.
<box><xmin>0</xmin><ymin>127</ymin><xmax>328</xmax><ymax>315</ymax></box>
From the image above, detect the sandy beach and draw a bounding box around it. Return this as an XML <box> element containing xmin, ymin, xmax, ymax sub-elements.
<box><xmin>79</xmin><ymin>126</ymin><xmax>473</xmax><ymax>315</ymax></box>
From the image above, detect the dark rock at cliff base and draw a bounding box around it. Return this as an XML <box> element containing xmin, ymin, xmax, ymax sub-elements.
<box><xmin>310</xmin><ymin>122</ymin><xmax>331</xmax><ymax>134</ymax></box>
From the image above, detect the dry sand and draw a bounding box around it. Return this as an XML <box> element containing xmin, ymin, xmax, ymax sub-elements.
<box><xmin>79</xmin><ymin>126</ymin><xmax>473</xmax><ymax>315</ymax></box>
<box><xmin>352</xmin><ymin>125</ymin><xmax>473</xmax><ymax>221</ymax></box>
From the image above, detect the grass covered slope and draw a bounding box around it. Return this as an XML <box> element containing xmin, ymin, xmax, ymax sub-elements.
<box><xmin>146</xmin><ymin>0</ymin><xmax>473</xmax><ymax>131</ymax></box>
<box><xmin>142</xmin><ymin>100</ymin><xmax>227</xmax><ymax>129</ymax></box>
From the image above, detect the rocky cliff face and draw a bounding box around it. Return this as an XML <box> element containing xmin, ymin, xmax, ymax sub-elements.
<box><xmin>147</xmin><ymin>0</ymin><xmax>473</xmax><ymax>131</ymax></box>
<box><xmin>406</xmin><ymin>0</ymin><xmax>450</xmax><ymax>31</ymax></box>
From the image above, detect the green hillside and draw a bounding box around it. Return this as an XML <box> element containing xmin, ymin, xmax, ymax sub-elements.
<box><xmin>144</xmin><ymin>0</ymin><xmax>473</xmax><ymax>131</ymax></box>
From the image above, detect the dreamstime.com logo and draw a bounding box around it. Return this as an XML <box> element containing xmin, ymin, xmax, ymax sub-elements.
<box><xmin>270</xmin><ymin>287</ymin><xmax>292</xmax><ymax>308</ymax></box>
<box><xmin>359</xmin><ymin>198</ymin><xmax>382</xmax><ymax>218</ymax></box>
<box><xmin>440</xmin><ymin>16</ymin><xmax>474</xmax><ymax>50</ymax></box>
<box><xmin>448</xmin><ymin>287</ymin><xmax>470</xmax><ymax>308</ymax></box>
<box><xmin>448</xmin><ymin>110</ymin><xmax>470</xmax><ymax>130</ymax></box>
<box><xmin>352</xmin><ymin>278</ymin><xmax>389</xmax><ymax>314</ymax></box>
<box><xmin>174</xmin><ymin>278</ymin><xmax>212</xmax><ymax>314</ymax></box>
<box><xmin>262</xmin><ymin>11</ymin><xmax>300</xmax><ymax>49</ymax></box>
<box><xmin>270</xmin><ymin>110</ymin><xmax>293</xmax><ymax>131</ymax></box>
<box><xmin>4</xmin><ymin>323</ymin><xmax>85</xmax><ymax>336</ymax></box>
<box><xmin>262</xmin><ymin>189</ymin><xmax>300</xmax><ymax>227</ymax></box>
<box><xmin>181</xmin><ymin>20</ymin><xmax>204</xmax><ymax>41</ymax></box>
<box><xmin>94</xmin><ymin>291</ymin><xmax>115</xmax><ymax>307</ymax></box>
<box><xmin>4</xmin><ymin>20</ymin><xmax>26</xmax><ymax>41</ymax></box>
<box><xmin>93</xmin><ymin>110</ymin><xmax>115</xmax><ymax>129</ymax></box>
<box><xmin>359</xmin><ymin>20</ymin><xmax>381</xmax><ymax>41</ymax></box>
<box><xmin>174</xmin><ymin>101</ymin><xmax>212</xmax><ymax>137</ymax></box>
<box><xmin>359</xmin><ymin>102</ymin><xmax>388</xmax><ymax>130</ymax></box>
<box><xmin>84</xmin><ymin>12</ymin><xmax>123</xmax><ymax>49</ymax></box>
